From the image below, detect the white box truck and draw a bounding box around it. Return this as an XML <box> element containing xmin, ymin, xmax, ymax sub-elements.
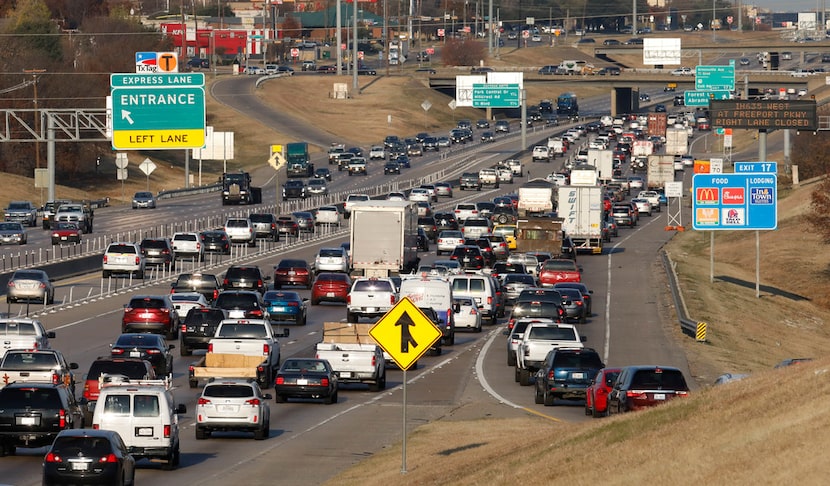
<box><xmin>647</xmin><ymin>155</ymin><xmax>676</xmax><ymax>190</ymax></box>
<box><xmin>557</xmin><ymin>185</ymin><xmax>604</xmax><ymax>254</ymax></box>
<box><xmin>517</xmin><ymin>179</ymin><xmax>555</xmax><ymax>217</ymax></box>
<box><xmin>586</xmin><ymin>149</ymin><xmax>614</xmax><ymax>182</ymax></box>
<box><xmin>665</xmin><ymin>127</ymin><xmax>688</xmax><ymax>156</ymax></box>
<box><xmin>349</xmin><ymin>200</ymin><xmax>420</xmax><ymax>277</ymax></box>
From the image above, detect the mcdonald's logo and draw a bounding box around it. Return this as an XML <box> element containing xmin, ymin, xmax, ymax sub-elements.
<box><xmin>696</xmin><ymin>187</ymin><xmax>719</xmax><ymax>205</ymax></box>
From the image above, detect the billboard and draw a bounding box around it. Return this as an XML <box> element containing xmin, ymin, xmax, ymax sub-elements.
<box><xmin>643</xmin><ymin>38</ymin><xmax>681</xmax><ymax>66</ymax></box>
<box><xmin>692</xmin><ymin>174</ymin><xmax>777</xmax><ymax>230</ymax></box>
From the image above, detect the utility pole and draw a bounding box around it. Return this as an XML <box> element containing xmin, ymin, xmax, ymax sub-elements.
<box><xmin>23</xmin><ymin>69</ymin><xmax>46</xmax><ymax>169</ymax></box>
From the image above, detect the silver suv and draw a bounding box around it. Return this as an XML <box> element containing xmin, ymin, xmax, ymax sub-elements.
<box><xmin>224</xmin><ymin>218</ymin><xmax>256</xmax><ymax>246</ymax></box>
<box><xmin>195</xmin><ymin>379</ymin><xmax>271</xmax><ymax>440</ymax></box>
<box><xmin>102</xmin><ymin>242</ymin><xmax>145</xmax><ymax>279</ymax></box>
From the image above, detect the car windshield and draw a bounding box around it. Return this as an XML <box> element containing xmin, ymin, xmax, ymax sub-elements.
<box><xmin>0</xmin><ymin>223</ymin><xmax>22</xmax><ymax>231</ymax></box>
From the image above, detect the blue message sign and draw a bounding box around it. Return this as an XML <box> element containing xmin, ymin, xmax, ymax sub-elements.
<box><xmin>692</xmin><ymin>174</ymin><xmax>778</xmax><ymax>230</ymax></box>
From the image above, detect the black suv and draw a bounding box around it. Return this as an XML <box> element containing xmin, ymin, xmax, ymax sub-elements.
<box><xmin>214</xmin><ymin>290</ymin><xmax>268</xmax><ymax>320</ymax></box>
<box><xmin>535</xmin><ymin>347</ymin><xmax>604</xmax><ymax>406</ymax></box>
<box><xmin>248</xmin><ymin>213</ymin><xmax>280</xmax><ymax>241</ymax></box>
<box><xmin>450</xmin><ymin>245</ymin><xmax>485</xmax><ymax>271</ymax></box>
<box><xmin>223</xmin><ymin>265</ymin><xmax>270</xmax><ymax>294</ymax></box>
<box><xmin>0</xmin><ymin>382</ymin><xmax>83</xmax><ymax>455</ymax></box>
<box><xmin>171</xmin><ymin>273</ymin><xmax>222</xmax><ymax>304</ymax></box>
<box><xmin>180</xmin><ymin>307</ymin><xmax>228</xmax><ymax>356</ymax></box>
<box><xmin>433</xmin><ymin>212</ymin><xmax>459</xmax><ymax>231</ymax></box>
<box><xmin>139</xmin><ymin>238</ymin><xmax>175</xmax><ymax>270</ymax></box>
<box><xmin>422</xmin><ymin>137</ymin><xmax>439</xmax><ymax>151</ymax></box>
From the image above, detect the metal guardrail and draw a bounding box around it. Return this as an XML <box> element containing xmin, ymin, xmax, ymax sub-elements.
<box><xmin>157</xmin><ymin>183</ymin><xmax>222</xmax><ymax>200</ymax></box>
<box><xmin>661</xmin><ymin>250</ymin><xmax>705</xmax><ymax>340</ymax></box>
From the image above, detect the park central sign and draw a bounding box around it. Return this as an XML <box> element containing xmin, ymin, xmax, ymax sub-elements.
<box><xmin>710</xmin><ymin>100</ymin><xmax>817</xmax><ymax>131</ymax></box>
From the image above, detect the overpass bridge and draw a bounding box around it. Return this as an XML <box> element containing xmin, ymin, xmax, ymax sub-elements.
<box><xmin>427</xmin><ymin>70</ymin><xmax>818</xmax><ymax>116</ymax></box>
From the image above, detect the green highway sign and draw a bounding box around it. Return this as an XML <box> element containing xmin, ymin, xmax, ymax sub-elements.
<box><xmin>684</xmin><ymin>90</ymin><xmax>732</xmax><ymax>107</ymax></box>
<box><xmin>111</xmin><ymin>73</ymin><xmax>205</xmax><ymax>88</ymax></box>
<box><xmin>110</xmin><ymin>73</ymin><xmax>206</xmax><ymax>150</ymax></box>
<box><xmin>472</xmin><ymin>83</ymin><xmax>520</xmax><ymax>108</ymax></box>
<box><xmin>695</xmin><ymin>65</ymin><xmax>735</xmax><ymax>91</ymax></box>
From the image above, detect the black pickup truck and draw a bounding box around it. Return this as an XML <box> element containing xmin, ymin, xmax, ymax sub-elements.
<box><xmin>0</xmin><ymin>382</ymin><xmax>83</xmax><ymax>455</ymax></box>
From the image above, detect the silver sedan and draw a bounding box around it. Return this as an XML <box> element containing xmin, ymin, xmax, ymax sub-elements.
<box><xmin>7</xmin><ymin>269</ymin><xmax>54</xmax><ymax>304</ymax></box>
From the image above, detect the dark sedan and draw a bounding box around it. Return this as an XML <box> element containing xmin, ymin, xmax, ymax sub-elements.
<box><xmin>273</xmin><ymin>259</ymin><xmax>313</xmax><ymax>289</ymax></box>
<box><xmin>384</xmin><ymin>160</ymin><xmax>401</xmax><ymax>174</ymax></box>
<box><xmin>276</xmin><ymin>216</ymin><xmax>300</xmax><ymax>238</ymax></box>
<box><xmin>110</xmin><ymin>333</ymin><xmax>174</xmax><ymax>377</ymax></box>
<box><xmin>43</xmin><ymin>429</ymin><xmax>136</xmax><ymax>486</ymax></box>
<box><xmin>200</xmin><ymin>230</ymin><xmax>231</xmax><ymax>255</ymax></box>
<box><xmin>274</xmin><ymin>358</ymin><xmax>339</xmax><ymax>404</ymax></box>
<box><xmin>553</xmin><ymin>282</ymin><xmax>594</xmax><ymax>315</ymax></box>
<box><xmin>263</xmin><ymin>290</ymin><xmax>308</xmax><ymax>326</ymax></box>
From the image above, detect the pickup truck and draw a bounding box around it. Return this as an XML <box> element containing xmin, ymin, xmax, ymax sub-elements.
<box><xmin>0</xmin><ymin>318</ymin><xmax>55</xmax><ymax>360</ymax></box>
<box><xmin>346</xmin><ymin>277</ymin><xmax>398</xmax><ymax>323</ymax></box>
<box><xmin>53</xmin><ymin>203</ymin><xmax>93</xmax><ymax>234</ymax></box>
<box><xmin>515</xmin><ymin>322</ymin><xmax>585</xmax><ymax>386</ymax></box>
<box><xmin>40</xmin><ymin>199</ymin><xmax>71</xmax><ymax>229</ymax></box>
<box><xmin>460</xmin><ymin>172</ymin><xmax>481</xmax><ymax>191</ymax></box>
<box><xmin>315</xmin><ymin>322</ymin><xmax>387</xmax><ymax>391</ymax></box>
<box><xmin>478</xmin><ymin>168</ymin><xmax>500</xmax><ymax>188</ymax></box>
<box><xmin>4</xmin><ymin>201</ymin><xmax>38</xmax><ymax>227</ymax></box>
<box><xmin>188</xmin><ymin>319</ymin><xmax>289</xmax><ymax>389</ymax></box>
<box><xmin>347</xmin><ymin>157</ymin><xmax>368</xmax><ymax>176</ymax></box>
<box><xmin>0</xmin><ymin>349</ymin><xmax>78</xmax><ymax>395</ymax></box>
<box><xmin>328</xmin><ymin>143</ymin><xmax>345</xmax><ymax>164</ymax></box>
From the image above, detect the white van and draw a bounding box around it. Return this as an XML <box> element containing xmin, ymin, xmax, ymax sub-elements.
<box><xmin>450</xmin><ymin>275</ymin><xmax>499</xmax><ymax>325</ymax></box>
<box><xmin>92</xmin><ymin>377</ymin><xmax>186</xmax><ymax>469</ymax></box>
<box><xmin>398</xmin><ymin>277</ymin><xmax>458</xmax><ymax>346</ymax></box>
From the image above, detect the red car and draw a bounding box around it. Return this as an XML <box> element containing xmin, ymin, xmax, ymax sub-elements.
<box><xmin>311</xmin><ymin>272</ymin><xmax>352</xmax><ymax>305</ymax></box>
<box><xmin>538</xmin><ymin>259</ymin><xmax>581</xmax><ymax>286</ymax></box>
<box><xmin>273</xmin><ymin>258</ymin><xmax>312</xmax><ymax>289</ymax></box>
<box><xmin>51</xmin><ymin>222</ymin><xmax>82</xmax><ymax>245</ymax></box>
<box><xmin>121</xmin><ymin>295</ymin><xmax>180</xmax><ymax>339</ymax></box>
<box><xmin>585</xmin><ymin>367</ymin><xmax>622</xmax><ymax>418</ymax></box>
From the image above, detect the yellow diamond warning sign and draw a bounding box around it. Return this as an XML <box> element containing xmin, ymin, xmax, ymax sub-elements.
<box><xmin>369</xmin><ymin>297</ymin><xmax>443</xmax><ymax>370</ymax></box>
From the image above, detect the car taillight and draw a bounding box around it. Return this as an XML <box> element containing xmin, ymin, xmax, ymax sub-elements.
<box><xmin>92</xmin><ymin>424</ymin><xmax>99</xmax><ymax>430</ymax></box>
<box><xmin>245</xmin><ymin>398</ymin><xmax>261</xmax><ymax>406</ymax></box>
<box><xmin>263</xmin><ymin>343</ymin><xmax>270</xmax><ymax>356</ymax></box>
<box><xmin>223</xmin><ymin>279</ymin><xmax>229</xmax><ymax>286</ymax></box>
<box><xmin>59</xmin><ymin>409</ymin><xmax>66</xmax><ymax>428</ymax></box>
<box><xmin>321</xmin><ymin>378</ymin><xmax>329</xmax><ymax>387</ymax></box>
<box><xmin>124</xmin><ymin>307</ymin><xmax>133</xmax><ymax>313</ymax></box>
<box><xmin>487</xmin><ymin>296</ymin><xmax>492</xmax><ymax>305</ymax></box>
<box><xmin>626</xmin><ymin>391</ymin><xmax>646</xmax><ymax>398</ymax></box>
<box><xmin>45</xmin><ymin>452</ymin><xmax>62</xmax><ymax>463</ymax></box>
<box><xmin>147</xmin><ymin>349</ymin><xmax>160</xmax><ymax>354</ymax></box>
<box><xmin>51</xmin><ymin>372</ymin><xmax>59</xmax><ymax>384</ymax></box>
<box><xmin>181</xmin><ymin>324</ymin><xmax>187</xmax><ymax>332</ymax></box>
<box><xmin>548</xmin><ymin>371</ymin><xmax>555</xmax><ymax>380</ymax></box>
<box><xmin>389</xmin><ymin>294</ymin><xmax>396</xmax><ymax>305</ymax></box>
<box><xmin>249</xmin><ymin>309</ymin><xmax>264</xmax><ymax>318</ymax></box>
<box><xmin>111</xmin><ymin>348</ymin><xmax>125</xmax><ymax>355</ymax></box>
<box><xmin>346</xmin><ymin>295</ymin><xmax>351</xmax><ymax>304</ymax></box>
<box><xmin>576</xmin><ymin>301</ymin><xmax>583</xmax><ymax>306</ymax></box>
<box><xmin>275</xmin><ymin>376</ymin><xmax>284</xmax><ymax>385</ymax></box>
<box><xmin>135</xmin><ymin>256</ymin><xmax>140</xmax><ymax>265</ymax></box>
<box><xmin>676</xmin><ymin>391</ymin><xmax>689</xmax><ymax>397</ymax></box>
<box><xmin>208</xmin><ymin>343</ymin><xmax>213</xmax><ymax>353</ymax></box>
<box><xmin>197</xmin><ymin>397</ymin><xmax>211</xmax><ymax>405</ymax></box>
<box><xmin>100</xmin><ymin>454</ymin><xmax>118</xmax><ymax>463</ymax></box>
<box><xmin>164</xmin><ymin>425</ymin><xmax>171</xmax><ymax>438</ymax></box>
<box><xmin>103</xmin><ymin>255</ymin><xmax>108</xmax><ymax>263</ymax></box>
<box><xmin>508</xmin><ymin>319</ymin><xmax>515</xmax><ymax>329</ymax></box>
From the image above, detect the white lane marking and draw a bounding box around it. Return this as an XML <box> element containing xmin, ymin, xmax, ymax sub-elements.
<box><xmin>475</xmin><ymin>328</ymin><xmax>523</xmax><ymax>409</ymax></box>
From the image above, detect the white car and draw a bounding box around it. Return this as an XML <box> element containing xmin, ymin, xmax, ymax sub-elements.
<box><xmin>631</xmin><ymin>198</ymin><xmax>652</xmax><ymax>216</ymax></box>
<box><xmin>454</xmin><ymin>203</ymin><xmax>479</xmax><ymax>222</ymax></box>
<box><xmin>453</xmin><ymin>296</ymin><xmax>482</xmax><ymax>332</ymax></box>
<box><xmin>436</xmin><ymin>230</ymin><xmax>464</xmax><ymax>255</ymax></box>
<box><xmin>343</xmin><ymin>193</ymin><xmax>370</xmax><ymax>219</ymax></box>
<box><xmin>532</xmin><ymin>145</ymin><xmax>550</xmax><ymax>161</ymax></box>
<box><xmin>369</xmin><ymin>145</ymin><xmax>386</xmax><ymax>160</ymax></box>
<box><xmin>627</xmin><ymin>176</ymin><xmax>645</xmax><ymax>191</ymax></box>
<box><xmin>169</xmin><ymin>292</ymin><xmax>208</xmax><ymax>316</ymax></box>
<box><xmin>102</xmin><ymin>242</ymin><xmax>145</xmax><ymax>279</ymax></box>
<box><xmin>497</xmin><ymin>167</ymin><xmax>514</xmax><ymax>183</ymax></box>
<box><xmin>195</xmin><ymin>379</ymin><xmax>271</xmax><ymax>440</ymax></box>
<box><xmin>315</xmin><ymin>247</ymin><xmax>350</xmax><ymax>273</ymax></box>
<box><xmin>315</xmin><ymin>205</ymin><xmax>341</xmax><ymax>226</ymax></box>
<box><xmin>671</xmin><ymin>67</ymin><xmax>693</xmax><ymax>76</ymax></box>
<box><xmin>505</xmin><ymin>159</ymin><xmax>523</xmax><ymax>176</ymax></box>
<box><xmin>386</xmin><ymin>192</ymin><xmax>407</xmax><ymax>201</ymax></box>
<box><xmin>546</xmin><ymin>173</ymin><xmax>568</xmax><ymax>186</ymax></box>
<box><xmin>224</xmin><ymin>218</ymin><xmax>256</xmax><ymax>246</ymax></box>
<box><xmin>409</xmin><ymin>188</ymin><xmax>432</xmax><ymax>203</ymax></box>
<box><xmin>638</xmin><ymin>190</ymin><xmax>662</xmax><ymax>210</ymax></box>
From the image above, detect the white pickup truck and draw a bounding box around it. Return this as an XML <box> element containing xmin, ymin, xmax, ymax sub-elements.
<box><xmin>188</xmin><ymin>319</ymin><xmax>289</xmax><ymax>389</ymax></box>
<box><xmin>478</xmin><ymin>168</ymin><xmax>500</xmax><ymax>188</ymax></box>
<box><xmin>0</xmin><ymin>318</ymin><xmax>55</xmax><ymax>360</ymax></box>
<box><xmin>0</xmin><ymin>349</ymin><xmax>78</xmax><ymax>394</ymax></box>
<box><xmin>346</xmin><ymin>277</ymin><xmax>397</xmax><ymax>323</ymax></box>
<box><xmin>515</xmin><ymin>323</ymin><xmax>585</xmax><ymax>386</ymax></box>
<box><xmin>315</xmin><ymin>322</ymin><xmax>387</xmax><ymax>391</ymax></box>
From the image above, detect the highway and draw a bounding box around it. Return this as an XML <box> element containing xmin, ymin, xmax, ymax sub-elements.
<box><xmin>0</xmin><ymin>75</ymin><xmax>698</xmax><ymax>484</ymax></box>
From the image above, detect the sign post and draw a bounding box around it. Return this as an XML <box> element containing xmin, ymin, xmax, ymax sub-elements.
<box><xmin>369</xmin><ymin>297</ymin><xmax>443</xmax><ymax>475</ymax></box>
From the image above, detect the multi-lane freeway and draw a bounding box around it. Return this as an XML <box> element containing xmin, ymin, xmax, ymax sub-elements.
<box><xmin>0</xmin><ymin>75</ymin><xmax>698</xmax><ymax>485</ymax></box>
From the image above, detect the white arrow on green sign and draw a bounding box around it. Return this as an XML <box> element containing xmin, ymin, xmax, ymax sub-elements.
<box><xmin>684</xmin><ymin>90</ymin><xmax>732</xmax><ymax>107</ymax></box>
